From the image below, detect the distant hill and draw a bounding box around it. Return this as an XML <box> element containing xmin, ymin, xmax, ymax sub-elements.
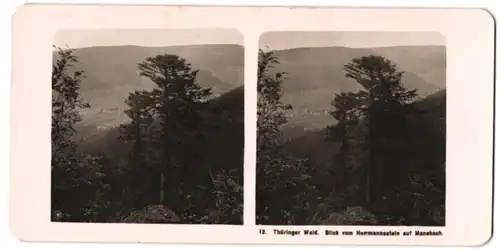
<box><xmin>77</xmin><ymin>86</ymin><xmax>245</xmax><ymax>172</ymax></box>
<box><xmin>54</xmin><ymin>44</ymin><xmax>244</xmax><ymax>129</ymax></box>
<box><xmin>266</xmin><ymin>45</ymin><xmax>446</xmax><ymax>130</ymax></box>
<box><xmin>282</xmin><ymin>89</ymin><xmax>446</xmax><ymax>181</ymax></box>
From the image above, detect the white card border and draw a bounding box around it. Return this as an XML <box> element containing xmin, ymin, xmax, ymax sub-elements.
<box><xmin>9</xmin><ymin>4</ymin><xmax>494</xmax><ymax>246</ymax></box>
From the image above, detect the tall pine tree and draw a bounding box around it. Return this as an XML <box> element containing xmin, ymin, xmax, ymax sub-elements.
<box><xmin>118</xmin><ymin>90</ymin><xmax>158</xmax><ymax>209</ymax></box>
<box><xmin>331</xmin><ymin>55</ymin><xmax>417</xmax><ymax>208</ymax></box>
<box><xmin>327</xmin><ymin>91</ymin><xmax>367</xmax><ymax>191</ymax></box>
<box><xmin>121</xmin><ymin>54</ymin><xmax>212</xmax><ymax>216</ymax></box>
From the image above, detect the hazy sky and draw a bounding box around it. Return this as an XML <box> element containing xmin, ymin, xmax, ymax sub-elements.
<box><xmin>54</xmin><ymin>29</ymin><xmax>243</xmax><ymax>48</ymax></box>
<box><xmin>259</xmin><ymin>31</ymin><xmax>445</xmax><ymax>50</ymax></box>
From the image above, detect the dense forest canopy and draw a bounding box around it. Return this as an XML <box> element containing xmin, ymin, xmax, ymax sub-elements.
<box><xmin>256</xmin><ymin>48</ymin><xmax>445</xmax><ymax>226</ymax></box>
<box><xmin>51</xmin><ymin>46</ymin><xmax>244</xmax><ymax>224</ymax></box>
<box><xmin>52</xmin><ymin>43</ymin><xmax>445</xmax><ymax>226</ymax></box>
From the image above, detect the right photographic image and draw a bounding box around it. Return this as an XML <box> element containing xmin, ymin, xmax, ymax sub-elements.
<box><xmin>256</xmin><ymin>31</ymin><xmax>446</xmax><ymax>226</ymax></box>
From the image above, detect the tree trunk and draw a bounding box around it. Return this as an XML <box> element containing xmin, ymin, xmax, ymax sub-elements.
<box><xmin>338</xmin><ymin>123</ymin><xmax>349</xmax><ymax>189</ymax></box>
<box><xmin>367</xmin><ymin>99</ymin><xmax>377</xmax><ymax>209</ymax></box>
<box><xmin>160</xmin><ymin>173</ymin><xmax>165</xmax><ymax>203</ymax></box>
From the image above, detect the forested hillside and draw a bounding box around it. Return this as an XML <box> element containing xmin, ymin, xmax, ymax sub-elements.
<box><xmin>267</xmin><ymin>46</ymin><xmax>445</xmax><ymax>132</ymax></box>
<box><xmin>256</xmin><ymin>48</ymin><xmax>445</xmax><ymax>226</ymax></box>
<box><xmin>51</xmin><ymin>45</ymin><xmax>244</xmax><ymax>224</ymax></box>
<box><xmin>52</xmin><ymin>44</ymin><xmax>244</xmax><ymax>137</ymax></box>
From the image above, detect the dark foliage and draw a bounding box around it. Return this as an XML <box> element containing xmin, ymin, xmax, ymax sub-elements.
<box><xmin>51</xmin><ymin>47</ymin><xmax>243</xmax><ymax>224</ymax></box>
<box><xmin>256</xmin><ymin>50</ymin><xmax>319</xmax><ymax>225</ymax></box>
<box><xmin>257</xmin><ymin>52</ymin><xmax>445</xmax><ymax>226</ymax></box>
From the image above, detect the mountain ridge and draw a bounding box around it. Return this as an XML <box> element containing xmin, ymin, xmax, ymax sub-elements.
<box><xmin>266</xmin><ymin>45</ymin><xmax>445</xmax><ymax>129</ymax></box>
<box><xmin>54</xmin><ymin>44</ymin><xmax>244</xmax><ymax>127</ymax></box>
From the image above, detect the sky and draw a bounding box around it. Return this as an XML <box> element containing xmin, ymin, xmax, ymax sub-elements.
<box><xmin>54</xmin><ymin>29</ymin><xmax>243</xmax><ymax>49</ymax></box>
<box><xmin>259</xmin><ymin>31</ymin><xmax>445</xmax><ymax>50</ymax></box>
<box><xmin>54</xmin><ymin>30</ymin><xmax>444</xmax><ymax>50</ymax></box>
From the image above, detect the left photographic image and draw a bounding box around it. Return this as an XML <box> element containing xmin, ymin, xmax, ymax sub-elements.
<box><xmin>51</xmin><ymin>29</ymin><xmax>244</xmax><ymax>224</ymax></box>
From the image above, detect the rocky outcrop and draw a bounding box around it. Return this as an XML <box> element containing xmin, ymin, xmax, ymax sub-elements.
<box><xmin>320</xmin><ymin>206</ymin><xmax>378</xmax><ymax>225</ymax></box>
<box><xmin>122</xmin><ymin>204</ymin><xmax>181</xmax><ymax>224</ymax></box>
